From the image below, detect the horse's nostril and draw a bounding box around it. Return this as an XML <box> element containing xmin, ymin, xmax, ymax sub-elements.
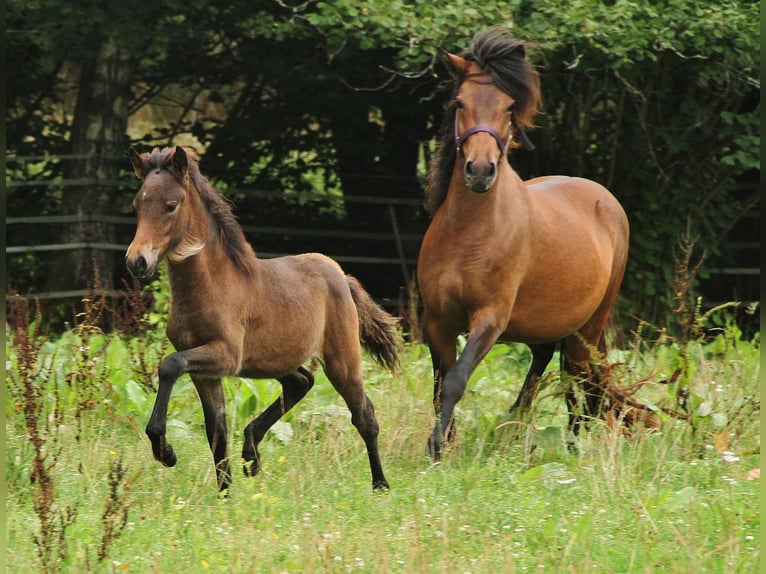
<box><xmin>464</xmin><ymin>161</ymin><xmax>474</xmax><ymax>176</ymax></box>
<box><xmin>126</xmin><ymin>254</ymin><xmax>149</xmax><ymax>277</ymax></box>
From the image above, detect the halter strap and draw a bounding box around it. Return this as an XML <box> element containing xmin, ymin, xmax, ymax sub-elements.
<box><xmin>454</xmin><ymin>109</ymin><xmax>512</xmax><ymax>156</ymax></box>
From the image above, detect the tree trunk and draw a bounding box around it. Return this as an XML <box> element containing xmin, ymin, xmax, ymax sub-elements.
<box><xmin>47</xmin><ymin>35</ymin><xmax>137</xmax><ymax>300</ymax></box>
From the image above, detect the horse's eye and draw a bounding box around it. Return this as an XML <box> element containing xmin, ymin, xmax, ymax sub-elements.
<box><xmin>166</xmin><ymin>202</ymin><xmax>178</xmax><ymax>213</ymax></box>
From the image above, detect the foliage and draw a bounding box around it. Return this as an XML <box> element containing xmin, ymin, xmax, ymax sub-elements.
<box><xmin>6</xmin><ymin>0</ymin><xmax>760</xmax><ymax>329</ymax></box>
<box><xmin>6</xmin><ymin>295</ymin><xmax>134</xmax><ymax>571</ymax></box>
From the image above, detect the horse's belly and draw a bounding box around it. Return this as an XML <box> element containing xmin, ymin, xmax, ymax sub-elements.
<box><xmin>502</xmin><ymin>280</ymin><xmax>608</xmax><ymax>343</ymax></box>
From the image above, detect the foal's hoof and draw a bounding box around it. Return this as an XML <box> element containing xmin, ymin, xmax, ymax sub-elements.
<box><xmin>373</xmin><ymin>479</ymin><xmax>390</xmax><ymax>492</ymax></box>
<box><xmin>426</xmin><ymin>436</ymin><xmax>442</xmax><ymax>462</ymax></box>
<box><xmin>242</xmin><ymin>457</ymin><xmax>261</xmax><ymax>477</ymax></box>
<box><xmin>156</xmin><ymin>445</ymin><xmax>177</xmax><ymax>467</ymax></box>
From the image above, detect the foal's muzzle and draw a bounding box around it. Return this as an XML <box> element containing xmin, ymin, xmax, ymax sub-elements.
<box><xmin>126</xmin><ymin>255</ymin><xmax>149</xmax><ymax>278</ymax></box>
<box><xmin>125</xmin><ymin>245</ymin><xmax>159</xmax><ymax>279</ymax></box>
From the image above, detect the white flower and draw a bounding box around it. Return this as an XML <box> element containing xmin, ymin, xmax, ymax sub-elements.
<box><xmin>721</xmin><ymin>451</ymin><xmax>740</xmax><ymax>463</ymax></box>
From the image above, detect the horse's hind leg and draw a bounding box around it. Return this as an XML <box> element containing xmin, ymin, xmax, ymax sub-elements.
<box><xmin>242</xmin><ymin>366</ymin><xmax>314</xmax><ymax>478</ymax></box>
<box><xmin>324</xmin><ymin>358</ymin><xmax>389</xmax><ymax>490</ymax></box>
<box><xmin>562</xmin><ymin>332</ymin><xmax>607</xmax><ymax>436</ymax></box>
<box><xmin>509</xmin><ymin>342</ymin><xmax>556</xmax><ymax>416</ymax></box>
<box><xmin>191</xmin><ymin>376</ymin><xmax>230</xmax><ymax>492</ymax></box>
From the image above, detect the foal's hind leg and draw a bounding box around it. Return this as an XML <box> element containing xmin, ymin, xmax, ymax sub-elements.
<box><xmin>242</xmin><ymin>366</ymin><xmax>314</xmax><ymax>478</ymax></box>
<box><xmin>324</xmin><ymin>359</ymin><xmax>389</xmax><ymax>490</ymax></box>
<box><xmin>509</xmin><ymin>342</ymin><xmax>556</xmax><ymax>416</ymax></box>
<box><xmin>191</xmin><ymin>375</ymin><xmax>231</xmax><ymax>492</ymax></box>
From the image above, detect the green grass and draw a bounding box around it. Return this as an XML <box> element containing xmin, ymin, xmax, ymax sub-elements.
<box><xmin>5</xmin><ymin>330</ymin><xmax>760</xmax><ymax>573</ymax></box>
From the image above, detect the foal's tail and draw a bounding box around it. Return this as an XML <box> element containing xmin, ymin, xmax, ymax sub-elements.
<box><xmin>347</xmin><ymin>276</ymin><xmax>401</xmax><ymax>372</ymax></box>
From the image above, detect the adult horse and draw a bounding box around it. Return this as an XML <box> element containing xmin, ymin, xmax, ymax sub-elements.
<box><xmin>417</xmin><ymin>28</ymin><xmax>630</xmax><ymax>459</ymax></box>
<box><xmin>126</xmin><ymin>145</ymin><xmax>400</xmax><ymax>493</ymax></box>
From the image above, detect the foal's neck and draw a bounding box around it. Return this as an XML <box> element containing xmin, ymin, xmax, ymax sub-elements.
<box><xmin>166</xmin><ymin>213</ymin><xmax>255</xmax><ymax>291</ymax></box>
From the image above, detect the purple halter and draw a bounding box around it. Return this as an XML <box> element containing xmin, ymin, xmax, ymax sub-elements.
<box><xmin>454</xmin><ymin>109</ymin><xmax>512</xmax><ymax>156</ymax></box>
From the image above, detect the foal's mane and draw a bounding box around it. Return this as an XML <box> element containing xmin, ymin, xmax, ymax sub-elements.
<box><xmin>424</xmin><ymin>28</ymin><xmax>541</xmax><ymax>216</ymax></box>
<box><xmin>146</xmin><ymin>147</ymin><xmax>256</xmax><ymax>272</ymax></box>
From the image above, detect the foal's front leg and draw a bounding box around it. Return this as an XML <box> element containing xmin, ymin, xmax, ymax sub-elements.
<box><xmin>145</xmin><ymin>342</ymin><xmax>237</xmax><ymax>488</ymax></box>
<box><xmin>191</xmin><ymin>375</ymin><xmax>230</xmax><ymax>492</ymax></box>
<box><xmin>242</xmin><ymin>367</ymin><xmax>314</xmax><ymax>477</ymax></box>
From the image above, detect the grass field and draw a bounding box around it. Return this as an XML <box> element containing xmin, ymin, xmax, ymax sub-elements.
<box><xmin>5</xmin><ymin>317</ymin><xmax>760</xmax><ymax>573</ymax></box>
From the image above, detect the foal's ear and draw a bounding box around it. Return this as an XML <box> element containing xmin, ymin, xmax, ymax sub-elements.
<box><xmin>129</xmin><ymin>147</ymin><xmax>147</xmax><ymax>180</ymax></box>
<box><xmin>438</xmin><ymin>48</ymin><xmax>470</xmax><ymax>77</ymax></box>
<box><xmin>172</xmin><ymin>145</ymin><xmax>189</xmax><ymax>180</ymax></box>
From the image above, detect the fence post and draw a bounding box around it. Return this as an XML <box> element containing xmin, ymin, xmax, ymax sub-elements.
<box><xmin>387</xmin><ymin>204</ymin><xmax>410</xmax><ymax>286</ymax></box>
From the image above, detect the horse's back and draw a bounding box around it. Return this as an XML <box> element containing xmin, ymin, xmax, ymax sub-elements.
<box><xmin>258</xmin><ymin>252</ymin><xmax>356</xmax><ymax>318</ymax></box>
<box><xmin>525</xmin><ymin>176</ymin><xmax>628</xmax><ymax>234</ymax></box>
<box><xmin>498</xmin><ymin>175</ymin><xmax>628</xmax><ymax>341</ymax></box>
<box><xmin>236</xmin><ymin>253</ymin><xmax>358</xmax><ymax>377</ymax></box>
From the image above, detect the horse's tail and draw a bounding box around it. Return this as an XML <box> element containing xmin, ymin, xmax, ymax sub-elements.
<box><xmin>346</xmin><ymin>275</ymin><xmax>401</xmax><ymax>372</ymax></box>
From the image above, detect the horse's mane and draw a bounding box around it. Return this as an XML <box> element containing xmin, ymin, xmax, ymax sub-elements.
<box><xmin>424</xmin><ymin>28</ymin><xmax>541</xmax><ymax>216</ymax></box>
<box><xmin>144</xmin><ymin>147</ymin><xmax>256</xmax><ymax>272</ymax></box>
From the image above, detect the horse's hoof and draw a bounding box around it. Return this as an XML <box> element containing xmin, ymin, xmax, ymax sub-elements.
<box><xmin>373</xmin><ymin>479</ymin><xmax>390</xmax><ymax>492</ymax></box>
<box><xmin>426</xmin><ymin>437</ymin><xmax>442</xmax><ymax>461</ymax></box>
<box><xmin>566</xmin><ymin>433</ymin><xmax>580</xmax><ymax>454</ymax></box>
<box><xmin>242</xmin><ymin>458</ymin><xmax>260</xmax><ymax>477</ymax></box>
<box><xmin>161</xmin><ymin>445</ymin><xmax>177</xmax><ymax>467</ymax></box>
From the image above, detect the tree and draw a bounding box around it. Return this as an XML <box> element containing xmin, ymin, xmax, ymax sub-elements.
<box><xmin>47</xmin><ymin>33</ymin><xmax>138</xmax><ymax>297</ymax></box>
<box><xmin>7</xmin><ymin>0</ymin><xmax>760</xmax><ymax>330</ymax></box>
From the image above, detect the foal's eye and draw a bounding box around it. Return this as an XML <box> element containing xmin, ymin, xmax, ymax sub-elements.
<box><xmin>454</xmin><ymin>100</ymin><xmax>464</xmax><ymax>110</ymax></box>
<box><xmin>166</xmin><ymin>202</ymin><xmax>178</xmax><ymax>214</ymax></box>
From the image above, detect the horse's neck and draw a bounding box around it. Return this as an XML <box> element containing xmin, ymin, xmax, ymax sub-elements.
<box><xmin>442</xmin><ymin>161</ymin><xmax>526</xmax><ymax>227</ymax></box>
<box><xmin>166</xmin><ymin>219</ymin><xmax>255</xmax><ymax>297</ymax></box>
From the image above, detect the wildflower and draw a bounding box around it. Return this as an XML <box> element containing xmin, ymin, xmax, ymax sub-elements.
<box><xmin>721</xmin><ymin>451</ymin><xmax>740</xmax><ymax>463</ymax></box>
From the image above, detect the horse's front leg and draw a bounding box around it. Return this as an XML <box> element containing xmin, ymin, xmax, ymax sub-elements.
<box><xmin>145</xmin><ymin>342</ymin><xmax>237</xmax><ymax>488</ymax></box>
<box><xmin>429</xmin><ymin>319</ymin><xmax>503</xmax><ymax>460</ymax></box>
<box><xmin>191</xmin><ymin>375</ymin><xmax>231</xmax><ymax>493</ymax></box>
<box><xmin>509</xmin><ymin>342</ymin><xmax>556</xmax><ymax>415</ymax></box>
<box><xmin>422</xmin><ymin>315</ymin><xmax>457</xmax><ymax>459</ymax></box>
<box><xmin>242</xmin><ymin>367</ymin><xmax>314</xmax><ymax>478</ymax></box>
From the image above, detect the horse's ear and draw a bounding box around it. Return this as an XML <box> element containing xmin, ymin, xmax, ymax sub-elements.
<box><xmin>438</xmin><ymin>49</ymin><xmax>470</xmax><ymax>76</ymax></box>
<box><xmin>129</xmin><ymin>147</ymin><xmax>147</xmax><ymax>180</ymax></box>
<box><xmin>172</xmin><ymin>145</ymin><xmax>188</xmax><ymax>179</ymax></box>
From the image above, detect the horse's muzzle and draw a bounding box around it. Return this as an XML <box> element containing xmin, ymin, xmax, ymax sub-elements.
<box><xmin>125</xmin><ymin>246</ymin><xmax>159</xmax><ymax>279</ymax></box>
<box><xmin>464</xmin><ymin>160</ymin><xmax>497</xmax><ymax>193</ymax></box>
<box><xmin>126</xmin><ymin>254</ymin><xmax>150</xmax><ymax>278</ymax></box>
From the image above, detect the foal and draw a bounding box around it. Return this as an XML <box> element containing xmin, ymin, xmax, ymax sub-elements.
<box><xmin>126</xmin><ymin>145</ymin><xmax>400</xmax><ymax>492</ymax></box>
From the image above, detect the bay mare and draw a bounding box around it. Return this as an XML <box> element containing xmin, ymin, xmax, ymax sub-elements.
<box><xmin>417</xmin><ymin>29</ymin><xmax>645</xmax><ymax>459</ymax></box>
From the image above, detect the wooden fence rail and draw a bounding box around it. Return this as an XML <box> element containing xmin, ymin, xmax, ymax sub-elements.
<box><xmin>7</xmin><ymin>154</ymin><xmax>758</xmax><ymax>308</ymax></box>
<box><xmin>7</xmin><ymin>193</ymin><xmax>426</xmax><ymax>300</ymax></box>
